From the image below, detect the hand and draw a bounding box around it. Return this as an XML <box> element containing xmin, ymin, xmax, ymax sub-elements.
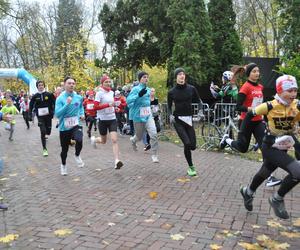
<box><xmin>138</xmin><ymin>88</ymin><xmax>147</xmax><ymax>97</ymax></box>
<box><xmin>247</xmin><ymin>107</ymin><xmax>252</xmax><ymax>112</ymax></box>
<box><xmin>109</xmin><ymin>101</ymin><xmax>115</xmax><ymax>107</ymax></box>
<box><xmin>169</xmin><ymin>115</ymin><xmax>175</xmax><ymax>124</ymax></box>
<box><xmin>67</xmin><ymin>96</ymin><xmax>72</xmax><ymax>104</ymax></box>
<box><xmin>80</xmin><ymin>116</ymin><xmax>85</xmax><ymax>121</ymax></box>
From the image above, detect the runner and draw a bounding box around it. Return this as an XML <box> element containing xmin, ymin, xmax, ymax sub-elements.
<box><xmin>114</xmin><ymin>90</ymin><xmax>127</xmax><ymax>135</ymax></box>
<box><xmin>55</xmin><ymin>77</ymin><xmax>85</xmax><ymax>176</ymax></box>
<box><xmin>167</xmin><ymin>68</ymin><xmax>201</xmax><ymax>176</ymax></box>
<box><xmin>240</xmin><ymin>75</ymin><xmax>300</xmax><ymax>219</ymax></box>
<box><xmin>83</xmin><ymin>91</ymin><xmax>97</xmax><ymax>138</ymax></box>
<box><xmin>126</xmin><ymin>71</ymin><xmax>159</xmax><ymax>163</ymax></box>
<box><xmin>219</xmin><ymin>63</ymin><xmax>282</xmax><ymax>187</ymax></box>
<box><xmin>20</xmin><ymin>94</ymin><xmax>30</xmax><ymax>129</ymax></box>
<box><xmin>29</xmin><ymin>80</ymin><xmax>55</xmax><ymax>156</ymax></box>
<box><xmin>90</xmin><ymin>75</ymin><xmax>123</xmax><ymax>169</ymax></box>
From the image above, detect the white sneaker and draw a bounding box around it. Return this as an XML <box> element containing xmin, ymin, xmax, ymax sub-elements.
<box><xmin>115</xmin><ymin>160</ymin><xmax>124</xmax><ymax>170</ymax></box>
<box><xmin>60</xmin><ymin>164</ymin><xmax>67</xmax><ymax>176</ymax></box>
<box><xmin>130</xmin><ymin>137</ymin><xmax>138</xmax><ymax>151</ymax></box>
<box><xmin>75</xmin><ymin>155</ymin><xmax>85</xmax><ymax>167</ymax></box>
<box><xmin>91</xmin><ymin>136</ymin><xmax>97</xmax><ymax>148</ymax></box>
<box><xmin>151</xmin><ymin>155</ymin><xmax>159</xmax><ymax>163</ymax></box>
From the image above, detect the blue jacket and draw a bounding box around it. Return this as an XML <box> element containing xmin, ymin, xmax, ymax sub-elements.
<box><xmin>126</xmin><ymin>83</ymin><xmax>151</xmax><ymax>122</ymax></box>
<box><xmin>0</xmin><ymin>111</ymin><xmax>2</xmax><ymax>121</ymax></box>
<box><xmin>55</xmin><ymin>91</ymin><xmax>84</xmax><ymax>131</ymax></box>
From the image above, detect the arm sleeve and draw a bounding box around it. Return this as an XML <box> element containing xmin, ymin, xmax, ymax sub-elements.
<box><xmin>54</xmin><ymin>98</ymin><xmax>68</xmax><ymax>118</ymax></box>
<box><xmin>79</xmin><ymin>97</ymin><xmax>84</xmax><ymax>116</ymax></box>
<box><xmin>0</xmin><ymin>112</ymin><xmax>2</xmax><ymax>121</ymax></box>
<box><xmin>253</xmin><ymin>102</ymin><xmax>269</xmax><ymax>116</ymax></box>
<box><xmin>29</xmin><ymin>95</ymin><xmax>36</xmax><ymax>113</ymax></box>
<box><xmin>121</xmin><ymin>97</ymin><xmax>127</xmax><ymax>108</ymax></box>
<box><xmin>235</xmin><ymin>93</ymin><xmax>248</xmax><ymax>112</ymax></box>
<box><xmin>167</xmin><ymin>91</ymin><xmax>173</xmax><ymax>116</ymax></box>
<box><xmin>126</xmin><ymin>88</ymin><xmax>139</xmax><ymax>109</ymax></box>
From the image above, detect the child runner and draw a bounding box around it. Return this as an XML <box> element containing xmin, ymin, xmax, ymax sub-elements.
<box><xmin>240</xmin><ymin>75</ymin><xmax>300</xmax><ymax>219</ymax></box>
<box><xmin>83</xmin><ymin>91</ymin><xmax>97</xmax><ymax>138</ymax></box>
<box><xmin>114</xmin><ymin>90</ymin><xmax>127</xmax><ymax>135</ymax></box>
<box><xmin>20</xmin><ymin>94</ymin><xmax>30</xmax><ymax>129</ymax></box>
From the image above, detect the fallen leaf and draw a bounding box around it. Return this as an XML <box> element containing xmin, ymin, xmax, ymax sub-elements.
<box><xmin>174</xmin><ymin>140</ymin><xmax>180</xmax><ymax>144</ymax></box>
<box><xmin>170</xmin><ymin>233</ymin><xmax>185</xmax><ymax>241</ymax></box>
<box><xmin>9</xmin><ymin>173</ymin><xmax>18</xmax><ymax>177</ymax></box>
<box><xmin>108</xmin><ymin>222</ymin><xmax>115</xmax><ymax>226</ymax></box>
<box><xmin>0</xmin><ymin>197</ymin><xmax>3</xmax><ymax>200</ymax></box>
<box><xmin>238</xmin><ymin>242</ymin><xmax>263</xmax><ymax>250</ymax></box>
<box><xmin>177</xmin><ymin>177</ymin><xmax>191</xmax><ymax>183</ymax></box>
<box><xmin>267</xmin><ymin>220</ymin><xmax>286</xmax><ymax>230</ymax></box>
<box><xmin>149</xmin><ymin>191</ymin><xmax>158</xmax><ymax>199</ymax></box>
<box><xmin>115</xmin><ymin>213</ymin><xmax>124</xmax><ymax>216</ymax></box>
<box><xmin>102</xmin><ymin>240</ymin><xmax>110</xmax><ymax>245</ymax></box>
<box><xmin>210</xmin><ymin>243</ymin><xmax>222</xmax><ymax>249</ymax></box>
<box><xmin>257</xmin><ymin>234</ymin><xmax>290</xmax><ymax>250</ymax></box>
<box><xmin>73</xmin><ymin>178</ymin><xmax>80</xmax><ymax>182</ymax></box>
<box><xmin>293</xmin><ymin>218</ymin><xmax>300</xmax><ymax>227</ymax></box>
<box><xmin>258</xmin><ymin>158</ymin><xmax>263</xmax><ymax>162</ymax></box>
<box><xmin>27</xmin><ymin>167</ymin><xmax>37</xmax><ymax>176</ymax></box>
<box><xmin>175</xmin><ymin>154</ymin><xmax>181</xmax><ymax>157</ymax></box>
<box><xmin>0</xmin><ymin>178</ymin><xmax>9</xmax><ymax>181</ymax></box>
<box><xmin>0</xmin><ymin>234</ymin><xmax>19</xmax><ymax>243</ymax></box>
<box><xmin>95</xmin><ymin>169</ymin><xmax>102</xmax><ymax>171</ymax></box>
<box><xmin>161</xmin><ymin>223</ymin><xmax>173</xmax><ymax>230</ymax></box>
<box><xmin>144</xmin><ymin>219</ymin><xmax>155</xmax><ymax>223</ymax></box>
<box><xmin>256</xmin><ymin>234</ymin><xmax>269</xmax><ymax>242</ymax></box>
<box><xmin>224</xmin><ymin>157</ymin><xmax>230</xmax><ymax>160</ymax></box>
<box><xmin>54</xmin><ymin>229</ymin><xmax>72</xmax><ymax>237</ymax></box>
<box><xmin>280</xmin><ymin>231</ymin><xmax>300</xmax><ymax>238</ymax></box>
<box><xmin>252</xmin><ymin>225</ymin><xmax>261</xmax><ymax>229</ymax></box>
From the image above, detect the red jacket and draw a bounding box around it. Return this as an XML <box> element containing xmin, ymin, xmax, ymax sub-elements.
<box><xmin>114</xmin><ymin>96</ymin><xmax>126</xmax><ymax>113</ymax></box>
<box><xmin>83</xmin><ymin>99</ymin><xmax>97</xmax><ymax>117</ymax></box>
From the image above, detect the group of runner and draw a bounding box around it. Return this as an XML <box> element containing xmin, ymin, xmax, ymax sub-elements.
<box><xmin>0</xmin><ymin>66</ymin><xmax>299</xmax><ymax>220</ymax></box>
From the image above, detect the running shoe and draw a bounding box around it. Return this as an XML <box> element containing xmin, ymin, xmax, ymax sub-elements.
<box><xmin>151</xmin><ymin>155</ymin><xmax>159</xmax><ymax>163</ymax></box>
<box><xmin>43</xmin><ymin>149</ymin><xmax>48</xmax><ymax>157</ymax></box>
<box><xmin>75</xmin><ymin>155</ymin><xmax>85</xmax><ymax>168</ymax></box>
<box><xmin>90</xmin><ymin>136</ymin><xmax>97</xmax><ymax>148</ymax></box>
<box><xmin>187</xmin><ymin>166</ymin><xmax>197</xmax><ymax>177</ymax></box>
<box><xmin>0</xmin><ymin>204</ymin><xmax>8</xmax><ymax>210</ymax></box>
<box><xmin>219</xmin><ymin>134</ymin><xmax>229</xmax><ymax>149</ymax></box>
<box><xmin>87</xmin><ymin>130</ymin><xmax>91</xmax><ymax>138</ymax></box>
<box><xmin>115</xmin><ymin>160</ymin><xmax>124</xmax><ymax>170</ymax></box>
<box><xmin>269</xmin><ymin>196</ymin><xmax>289</xmax><ymax>219</ymax></box>
<box><xmin>265</xmin><ymin>176</ymin><xmax>282</xmax><ymax>187</ymax></box>
<box><xmin>144</xmin><ymin>144</ymin><xmax>151</xmax><ymax>151</ymax></box>
<box><xmin>60</xmin><ymin>164</ymin><xmax>67</xmax><ymax>176</ymax></box>
<box><xmin>240</xmin><ymin>186</ymin><xmax>254</xmax><ymax>211</ymax></box>
<box><xmin>130</xmin><ymin>137</ymin><xmax>138</xmax><ymax>151</ymax></box>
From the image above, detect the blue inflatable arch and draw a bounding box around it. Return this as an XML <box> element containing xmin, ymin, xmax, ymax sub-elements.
<box><xmin>0</xmin><ymin>68</ymin><xmax>37</xmax><ymax>94</ymax></box>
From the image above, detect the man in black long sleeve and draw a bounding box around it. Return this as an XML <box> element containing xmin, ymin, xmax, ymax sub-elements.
<box><xmin>167</xmin><ymin>68</ymin><xmax>201</xmax><ymax>176</ymax></box>
<box><xmin>29</xmin><ymin>80</ymin><xmax>55</xmax><ymax>157</ymax></box>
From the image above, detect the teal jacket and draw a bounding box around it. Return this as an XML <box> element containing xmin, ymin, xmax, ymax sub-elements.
<box><xmin>55</xmin><ymin>91</ymin><xmax>84</xmax><ymax>131</ymax></box>
<box><xmin>126</xmin><ymin>83</ymin><xmax>151</xmax><ymax>122</ymax></box>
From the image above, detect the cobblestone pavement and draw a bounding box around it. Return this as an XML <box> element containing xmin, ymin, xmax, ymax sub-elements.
<box><xmin>0</xmin><ymin>117</ymin><xmax>300</xmax><ymax>250</ymax></box>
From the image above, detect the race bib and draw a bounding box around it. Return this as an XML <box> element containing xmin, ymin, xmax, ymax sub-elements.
<box><xmin>115</xmin><ymin>101</ymin><xmax>121</xmax><ymax>107</ymax></box>
<box><xmin>151</xmin><ymin>105</ymin><xmax>159</xmax><ymax>113</ymax></box>
<box><xmin>251</xmin><ymin>97</ymin><xmax>263</xmax><ymax>108</ymax></box>
<box><xmin>86</xmin><ymin>104</ymin><xmax>94</xmax><ymax>110</ymax></box>
<box><xmin>140</xmin><ymin>107</ymin><xmax>151</xmax><ymax>117</ymax></box>
<box><xmin>38</xmin><ymin>107</ymin><xmax>49</xmax><ymax>116</ymax></box>
<box><xmin>178</xmin><ymin>116</ymin><xmax>193</xmax><ymax>126</ymax></box>
<box><xmin>104</xmin><ymin>107</ymin><xmax>114</xmax><ymax>114</ymax></box>
<box><xmin>64</xmin><ymin>116</ymin><xmax>78</xmax><ymax>128</ymax></box>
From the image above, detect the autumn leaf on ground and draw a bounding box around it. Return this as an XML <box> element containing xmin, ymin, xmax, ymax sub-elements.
<box><xmin>0</xmin><ymin>234</ymin><xmax>19</xmax><ymax>243</ymax></box>
<box><xmin>73</xmin><ymin>177</ymin><xmax>80</xmax><ymax>182</ymax></box>
<box><xmin>9</xmin><ymin>173</ymin><xmax>18</xmax><ymax>177</ymax></box>
<box><xmin>177</xmin><ymin>177</ymin><xmax>191</xmax><ymax>183</ymax></box>
<box><xmin>238</xmin><ymin>242</ymin><xmax>263</xmax><ymax>250</ymax></box>
<box><xmin>144</xmin><ymin>219</ymin><xmax>155</xmax><ymax>223</ymax></box>
<box><xmin>149</xmin><ymin>191</ymin><xmax>158</xmax><ymax>199</ymax></box>
<box><xmin>267</xmin><ymin>220</ymin><xmax>286</xmax><ymax>230</ymax></box>
<box><xmin>27</xmin><ymin>167</ymin><xmax>37</xmax><ymax>176</ymax></box>
<box><xmin>293</xmin><ymin>218</ymin><xmax>300</xmax><ymax>227</ymax></box>
<box><xmin>170</xmin><ymin>233</ymin><xmax>185</xmax><ymax>241</ymax></box>
<box><xmin>257</xmin><ymin>234</ymin><xmax>290</xmax><ymax>250</ymax></box>
<box><xmin>280</xmin><ymin>231</ymin><xmax>300</xmax><ymax>238</ymax></box>
<box><xmin>108</xmin><ymin>222</ymin><xmax>115</xmax><ymax>226</ymax></box>
<box><xmin>54</xmin><ymin>229</ymin><xmax>72</xmax><ymax>237</ymax></box>
<box><xmin>252</xmin><ymin>225</ymin><xmax>261</xmax><ymax>229</ymax></box>
<box><xmin>210</xmin><ymin>243</ymin><xmax>222</xmax><ymax>249</ymax></box>
<box><xmin>161</xmin><ymin>223</ymin><xmax>173</xmax><ymax>230</ymax></box>
<box><xmin>0</xmin><ymin>177</ymin><xmax>9</xmax><ymax>181</ymax></box>
<box><xmin>0</xmin><ymin>197</ymin><xmax>3</xmax><ymax>200</ymax></box>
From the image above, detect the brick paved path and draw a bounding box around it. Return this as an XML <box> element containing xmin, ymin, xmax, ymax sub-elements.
<box><xmin>0</xmin><ymin>117</ymin><xmax>300</xmax><ymax>249</ymax></box>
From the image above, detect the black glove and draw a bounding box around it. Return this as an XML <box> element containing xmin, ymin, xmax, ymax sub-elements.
<box><xmin>138</xmin><ymin>88</ymin><xmax>147</xmax><ymax>97</ymax></box>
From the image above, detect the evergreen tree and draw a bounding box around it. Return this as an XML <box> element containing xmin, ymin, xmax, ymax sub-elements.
<box><xmin>54</xmin><ymin>0</ymin><xmax>84</xmax><ymax>75</ymax></box>
<box><xmin>167</xmin><ymin>0</ymin><xmax>216</xmax><ymax>85</ymax></box>
<box><xmin>208</xmin><ymin>0</ymin><xmax>243</xmax><ymax>81</ymax></box>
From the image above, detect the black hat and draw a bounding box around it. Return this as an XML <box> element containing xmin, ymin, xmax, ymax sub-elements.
<box><xmin>137</xmin><ymin>71</ymin><xmax>148</xmax><ymax>81</ymax></box>
<box><xmin>174</xmin><ymin>68</ymin><xmax>185</xmax><ymax>78</ymax></box>
<box><xmin>245</xmin><ymin>63</ymin><xmax>258</xmax><ymax>77</ymax></box>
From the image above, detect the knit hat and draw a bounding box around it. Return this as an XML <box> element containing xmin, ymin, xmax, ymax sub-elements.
<box><xmin>174</xmin><ymin>68</ymin><xmax>185</xmax><ymax>78</ymax></box>
<box><xmin>100</xmin><ymin>75</ymin><xmax>110</xmax><ymax>84</ymax></box>
<box><xmin>137</xmin><ymin>71</ymin><xmax>148</xmax><ymax>81</ymax></box>
<box><xmin>276</xmin><ymin>75</ymin><xmax>298</xmax><ymax>93</ymax></box>
<box><xmin>245</xmin><ymin>63</ymin><xmax>258</xmax><ymax>77</ymax></box>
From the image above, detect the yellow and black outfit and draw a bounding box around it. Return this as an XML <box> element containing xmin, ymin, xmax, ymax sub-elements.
<box><xmin>240</xmin><ymin>98</ymin><xmax>300</xmax><ymax>218</ymax></box>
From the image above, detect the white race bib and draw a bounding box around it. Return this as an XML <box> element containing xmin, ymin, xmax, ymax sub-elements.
<box><xmin>38</xmin><ymin>107</ymin><xmax>49</xmax><ymax>116</ymax></box>
<box><xmin>140</xmin><ymin>107</ymin><xmax>151</xmax><ymax>117</ymax></box>
<box><xmin>251</xmin><ymin>97</ymin><xmax>263</xmax><ymax>108</ymax></box>
<box><xmin>115</xmin><ymin>101</ymin><xmax>121</xmax><ymax>107</ymax></box>
<box><xmin>64</xmin><ymin>116</ymin><xmax>78</xmax><ymax>128</ymax></box>
<box><xmin>86</xmin><ymin>104</ymin><xmax>94</xmax><ymax>110</ymax></box>
<box><xmin>178</xmin><ymin>116</ymin><xmax>193</xmax><ymax>126</ymax></box>
<box><xmin>104</xmin><ymin>107</ymin><xmax>114</xmax><ymax>114</ymax></box>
